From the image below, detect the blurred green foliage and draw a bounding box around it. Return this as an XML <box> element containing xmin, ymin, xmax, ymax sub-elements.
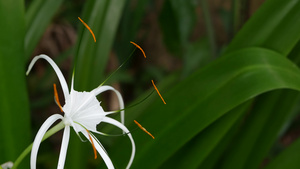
<box><xmin>2</xmin><ymin>0</ymin><xmax>300</xmax><ymax>168</ymax></box>
<box><xmin>0</xmin><ymin>0</ymin><xmax>31</xmax><ymax>167</ymax></box>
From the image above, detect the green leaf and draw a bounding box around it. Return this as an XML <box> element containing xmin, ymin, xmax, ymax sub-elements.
<box><xmin>25</xmin><ymin>0</ymin><xmax>64</xmax><ymax>58</ymax></box>
<box><xmin>159</xmin><ymin>101</ymin><xmax>252</xmax><ymax>169</ymax></box>
<box><xmin>0</xmin><ymin>0</ymin><xmax>30</xmax><ymax>166</ymax></box>
<box><xmin>217</xmin><ymin>0</ymin><xmax>300</xmax><ymax>168</ymax></box>
<box><xmin>74</xmin><ymin>0</ymin><xmax>126</xmax><ymax>90</ymax></box>
<box><xmin>182</xmin><ymin>38</ymin><xmax>211</xmax><ymax>77</ymax></box>
<box><xmin>264</xmin><ymin>137</ymin><xmax>300</xmax><ymax>169</ymax></box>
<box><xmin>197</xmin><ymin>120</ymin><xmax>242</xmax><ymax>169</ymax></box>
<box><xmin>109</xmin><ymin>47</ymin><xmax>300</xmax><ymax>168</ymax></box>
<box><xmin>220</xmin><ymin>90</ymin><xmax>300</xmax><ymax>169</ymax></box>
<box><xmin>199</xmin><ymin>0</ymin><xmax>217</xmax><ymax>58</ymax></box>
<box><xmin>225</xmin><ymin>0</ymin><xmax>300</xmax><ymax>55</ymax></box>
<box><xmin>115</xmin><ymin>0</ymin><xmax>150</xmax><ymax>58</ymax></box>
<box><xmin>159</xmin><ymin>0</ymin><xmax>196</xmax><ymax>56</ymax></box>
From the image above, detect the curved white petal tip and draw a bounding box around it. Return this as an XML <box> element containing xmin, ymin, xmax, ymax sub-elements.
<box><xmin>26</xmin><ymin>54</ymin><xmax>70</xmax><ymax>99</ymax></box>
<box><xmin>102</xmin><ymin>117</ymin><xmax>135</xmax><ymax>169</ymax></box>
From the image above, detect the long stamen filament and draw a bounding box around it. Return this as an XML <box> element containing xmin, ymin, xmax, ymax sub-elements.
<box><xmin>53</xmin><ymin>84</ymin><xmax>63</xmax><ymax>112</ymax></box>
<box><xmin>86</xmin><ymin>129</ymin><xmax>97</xmax><ymax>159</ymax></box>
<box><xmin>105</xmin><ymin>90</ymin><xmax>155</xmax><ymax>115</ymax></box>
<box><xmin>78</xmin><ymin>17</ymin><xmax>96</xmax><ymax>42</ymax></box>
<box><xmin>130</xmin><ymin>41</ymin><xmax>147</xmax><ymax>58</ymax></box>
<box><xmin>134</xmin><ymin>120</ymin><xmax>155</xmax><ymax>139</ymax></box>
<box><xmin>151</xmin><ymin>80</ymin><xmax>166</xmax><ymax>104</ymax></box>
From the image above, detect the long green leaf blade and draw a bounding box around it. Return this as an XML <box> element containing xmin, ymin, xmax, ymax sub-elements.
<box><xmin>74</xmin><ymin>0</ymin><xmax>126</xmax><ymax>90</ymax></box>
<box><xmin>0</xmin><ymin>0</ymin><xmax>31</xmax><ymax>166</ymax></box>
<box><xmin>25</xmin><ymin>0</ymin><xmax>64</xmax><ymax>58</ymax></box>
<box><xmin>159</xmin><ymin>101</ymin><xmax>252</xmax><ymax>169</ymax></box>
<box><xmin>225</xmin><ymin>0</ymin><xmax>300</xmax><ymax>56</ymax></box>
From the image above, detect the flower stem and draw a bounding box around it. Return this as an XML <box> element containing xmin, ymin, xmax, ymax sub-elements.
<box><xmin>12</xmin><ymin>122</ymin><xmax>64</xmax><ymax>169</ymax></box>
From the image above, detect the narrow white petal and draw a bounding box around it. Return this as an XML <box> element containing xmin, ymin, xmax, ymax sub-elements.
<box><xmin>30</xmin><ymin>114</ymin><xmax>63</xmax><ymax>169</ymax></box>
<box><xmin>92</xmin><ymin>86</ymin><xmax>125</xmax><ymax>125</ymax></box>
<box><xmin>102</xmin><ymin>117</ymin><xmax>135</xmax><ymax>169</ymax></box>
<box><xmin>57</xmin><ymin>126</ymin><xmax>70</xmax><ymax>169</ymax></box>
<box><xmin>104</xmin><ymin>111</ymin><xmax>118</xmax><ymax>115</ymax></box>
<box><xmin>26</xmin><ymin>54</ymin><xmax>69</xmax><ymax>99</ymax></box>
<box><xmin>82</xmin><ymin>130</ymin><xmax>115</xmax><ymax>169</ymax></box>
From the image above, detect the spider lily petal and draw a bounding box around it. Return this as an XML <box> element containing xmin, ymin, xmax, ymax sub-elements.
<box><xmin>26</xmin><ymin>54</ymin><xmax>69</xmax><ymax>100</ymax></box>
<box><xmin>92</xmin><ymin>85</ymin><xmax>125</xmax><ymax>126</ymax></box>
<box><xmin>31</xmin><ymin>114</ymin><xmax>63</xmax><ymax>169</ymax></box>
<box><xmin>57</xmin><ymin>126</ymin><xmax>70</xmax><ymax>169</ymax></box>
<box><xmin>102</xmin><ymin>117</ymin><xmax>135</xmax><ymax>169</ymax></box>
<box><xmin>81</xmin><ymin>131</ymin><xmax>115</xmax><ymax>169</ymax></box>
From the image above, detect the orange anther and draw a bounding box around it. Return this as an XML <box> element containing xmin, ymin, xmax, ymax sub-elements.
<box><xmin>78</xmin><ymin>17</ymin><xmax>96</xmax><ymax>42</ymax></box>
<box><xmin>86</xmin><ymin>129</ymin><xmax>97</xmax><ymax>159</ymax></box>
<box><xmin>130</xmin><ymin>41</ymin><xmax>147</xmax><ymax>58</ymax></box>
<box><xmin>151</xmin><ymin>80</ymin><xmax>166</xmax><ymax>104</ymax></box>
<box><xmin>53</xmin><ymin>84</ymin><xmax>63</xmax><ymax>112</ymax></box>
<box><xmin>134</xmin><ymin>120</ymin><xmax>155</xmax><ymax>139</ymax></box>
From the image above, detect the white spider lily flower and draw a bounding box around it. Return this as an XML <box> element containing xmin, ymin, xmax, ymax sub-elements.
<box><xmin>1</xmin><ymin>161</ymin><xmax>13</xmax><ymax>169</ymax></box>
<box><xmin>27</xmin><ymin>54</ymin><xmax>135</xmax><ymax>169</ymax></box>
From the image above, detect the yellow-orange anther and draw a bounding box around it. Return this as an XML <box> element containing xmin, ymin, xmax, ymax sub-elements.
<box><xmin>53</xmin><ymin>84</ymin><xmax>63</xmax><ymax>112</ymax></box>
<box><xmin>130</xmin><ymin>41</ymin><xmax>147</xmax><ymax>58</ymax></box>
<box><xmin>78</xmin><ymin>17</ymin><xmax>96</xmax><ymax>42</ymax></box>
<box><xmin>86</xmin><ymin>129</ymin><xmax>97</xmax><ymax>159</ymax></box>
<box><xmin>151</xmin><ymin>80</ymin><xmax>166</xmax><ymax>104</ymax></box>
<box><xmin>134</xmin><ymin>120</ymin><xmax>155</xmax><ymax>139</ymax></box>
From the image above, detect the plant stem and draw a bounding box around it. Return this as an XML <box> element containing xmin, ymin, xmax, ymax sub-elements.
<box><xmin>12</xmin><ymin>122</ymin><xmax>65</xmax><ymax>169</ymax></box>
